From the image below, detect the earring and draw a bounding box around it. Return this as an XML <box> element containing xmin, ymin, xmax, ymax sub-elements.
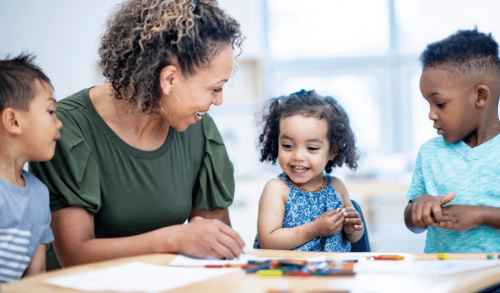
<box><xmin>160</xmin><ymin>92</ymin><xmax>180</xmax><ymax>117</ymax></box>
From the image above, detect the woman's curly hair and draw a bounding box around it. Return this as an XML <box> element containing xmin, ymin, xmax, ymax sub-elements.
<box><xmin>258</xmin><ymin>89</ymin><xmax>359</xmax><ymax>173</ymax></box>
<box><xmin>99</xmin><ymin>0</ymin><xmax>243</xmax><ymax>113</ymax></box>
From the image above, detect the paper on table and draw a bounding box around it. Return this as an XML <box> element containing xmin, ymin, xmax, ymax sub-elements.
<box><xmin>354</xmin><ymin>260</ymin><xmax>500</xmax><ymax>277</ymax></box>
<box><xmin>332</xmin><ymin>274</ymin><xmax>456</xmax><ymax>293</ymax></box>
<box><xmin>46</xmin><ymin>261</ymin><xmax>239</xmax><ymax>293</ymax></box>
<box><xmin>332</xmin><ymin>253</ymin><xmax>417</xmax><ymax>262</ymax></box>
<box><xmin>169</xmin><ymin>253</ymin><xmax>326</xmax><ymax>266</ymax></box>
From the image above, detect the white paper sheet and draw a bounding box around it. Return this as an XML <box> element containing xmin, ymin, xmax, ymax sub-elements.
<box><xmin>354</xmin><ymin>260</ymin><xmax>500</xmax><ymax>277</ymax></box>
<box><xmin>332</xmin><ymin>252</ymin><xmax>417</xmax><ymax>262</ymax></box>
<box><xmin>168</xmin><ymin>253</ymin><xmax>326</xmax><ymax>266</ymax></box>
<box><xmin>332</xmin><ymin>274</ymin><xmax>456</xmax><ymax>293</ymax></box>
<box><xmin>46</xmin><ymin>261</ymin><xmax>239</xmax><ymax>293</ymax></box>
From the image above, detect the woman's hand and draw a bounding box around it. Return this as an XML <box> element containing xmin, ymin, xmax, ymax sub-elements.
<box><xmin>342</xmin><ymin>207</ymin><xmax>363</xmax><ymax>234</ymax></box>
<box><xmin>179</xmin><ymin>216</ymin><xmax>245</xmax><ymax>259</ymax></box>
<box><xmin>312</xmin><ymin>209</ymin><xmax>344</xmax><ymax>237</ymax></box>
<box><xmin>51</xmin><ymin>206</ymin><xmax>245</xmax><ymax>268</ymax></box>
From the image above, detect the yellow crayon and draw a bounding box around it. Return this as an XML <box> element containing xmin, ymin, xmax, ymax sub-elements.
<box><xmin>257</xmin><ymin>270</ymin><xmax>283</xmax><ymax>277</ymax></box>
<box><xmin>437</xmin><ymin>253</ymin><xmax>450</xmax><ymax>260</ymax></box>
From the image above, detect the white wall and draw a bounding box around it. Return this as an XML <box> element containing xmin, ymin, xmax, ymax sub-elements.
<box><xmin>0</xmin><ymin>0</ymin><xmax>265</xmax><ymax>100</ymax></box>
<box><xmin>0</xmin><ymin>0</ymin><xmax>124</xmax><ymax>99</ymax></box>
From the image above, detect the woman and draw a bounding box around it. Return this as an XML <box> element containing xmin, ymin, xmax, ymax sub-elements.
<box><xmin>30</xmin><ymin>0</ymin><xmax>245</xmax><ymax>270</ymax></box>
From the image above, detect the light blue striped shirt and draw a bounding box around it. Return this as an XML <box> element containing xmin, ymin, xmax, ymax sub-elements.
<box><xmin>0</xmin><ymin>171</ymin><xmax>54</xmax><ymax>282</ymax></box>
<box><xmin>407</xmin><ymin>135</ymin><xmax>500</xmax><ymax>253</ymax></box>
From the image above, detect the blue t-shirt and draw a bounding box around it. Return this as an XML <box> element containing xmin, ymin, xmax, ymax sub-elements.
<box><xmin>407</xmin><ymin>135</ymin><xmax>500</xmax><ymax>253</ymax></box>
<box><xmin>0</xmin><ymin>171</ymin><xmax>54</xmax><ymax>282</ymax></box>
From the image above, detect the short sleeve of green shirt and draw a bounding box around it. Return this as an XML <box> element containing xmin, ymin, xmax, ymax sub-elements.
<box><xmin>29</xmin><ymin>89</ymin><xmax>235</xmax><ymax>264</ymax></box>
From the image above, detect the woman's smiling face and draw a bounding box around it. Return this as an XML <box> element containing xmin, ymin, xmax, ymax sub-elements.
<box><xmin>159</xmin><ymin>44</ymin><xmax>234</xmax><ymax>132</ymax></box>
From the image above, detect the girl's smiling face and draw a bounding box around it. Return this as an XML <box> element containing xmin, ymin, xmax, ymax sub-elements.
<box><xmin>278</xmin><ymin>114</ymin><xmax>335</xmax><ymax>190</ymax></box>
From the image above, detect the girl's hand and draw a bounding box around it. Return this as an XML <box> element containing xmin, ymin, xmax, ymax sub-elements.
<box><xmin>342</xmin><ymin>207</ymin><xmax>363</xmax><ymax>234</ymax></box>
<box><xmin>432</xmin><ymin>205</ymin><xmax>481</xmax><ymax>231</ymax></box>
<box><xmin>179</xmin><ymin>216</ymin><xmax>245</xmax><ymax>259</ymax></box>
<box><xmin>313</xmin><ymin>209</ymin><xmax>344</xmax><ymax>237</ymax></box>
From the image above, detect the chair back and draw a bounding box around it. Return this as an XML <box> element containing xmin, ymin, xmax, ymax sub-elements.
<box><xmin>349</xmin><ymin>199</ymin><xmax>371</xmax><ymax>252</ymax></box>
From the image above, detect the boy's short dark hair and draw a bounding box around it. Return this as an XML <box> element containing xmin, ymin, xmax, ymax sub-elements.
<box><xmin>0</xmin><ymin>53</ymin><xmax>53</xmax><ymax>113</ymax></box>
<box><xmin>258</xmin><ymin>89</ymin><xmax>359</xmax><ymax>173</ymax></box>
<box><xmin>419</xmin><ymin>28</ymin><xmax>500</xmax><ymax>79</ymax></box>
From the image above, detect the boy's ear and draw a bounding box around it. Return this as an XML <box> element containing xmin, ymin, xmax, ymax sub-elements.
<box><xmin>329</xmin><ymin>151</ymin><xmax>336</xmax><ymax>161</ymax></box>
<box><xmin>159</xmin><ymin>65</ymin><xmax>178</xmax><ymax>96</ymax></box>
<box><xmin>1</xmin><ymin>108</ymin><xmax>23</xmax><ymax>135</ymax></box>
<box><xmin>475</xmin><ymin>84</ymin><xmax>490</xmax><ymax>108</ymax></box>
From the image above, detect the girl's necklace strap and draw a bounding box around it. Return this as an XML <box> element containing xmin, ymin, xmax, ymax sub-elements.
<box><xmin>289</xmin><ymin>173</ymin><xmax>327</xmax><ymax>193</ymax></box>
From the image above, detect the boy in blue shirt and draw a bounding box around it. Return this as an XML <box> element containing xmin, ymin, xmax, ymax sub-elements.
<box><xmin>405</xmin><ymin>28</ymin><xmax>500</xmax><ymax>253</ymax></box>
<box><xmin>0</xmin><ymin>53</ymin><xmax>62</xmax><ymax>282</ymax></box>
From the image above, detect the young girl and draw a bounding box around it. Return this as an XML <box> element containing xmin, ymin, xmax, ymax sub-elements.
<box><xmin>253</xmin><ymin>89</ymin><xmax>363</xmax><ymax>252</ymax></box>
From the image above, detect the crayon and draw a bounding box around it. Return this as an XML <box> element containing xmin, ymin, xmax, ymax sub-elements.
<box><xmin>341</xmin><ymin>263</ymin><xmax>355</xmax><ymax>270</ymax></box>
<box><xmin>257</xmin><ymin>269</ymin><xmax>282</xmax><ymax>277</ymax></box>
<box><xmin>437</xmin><ymin>253</ymin><xmax>450</xmax><ymax>260</ymax></box>
<box><xmin>341</xmin><ymin>260</ymin><xmax>358</xmax><ymax>263</ymax></box>
<box><xmin>373</xmin><ymin>255</ymin><xmax>404</xmax><ymax>261</ymax></box>
<box><xmin>281</xmin><ymin>259</ymin><xmax>307</xmax><ymax>266</ymax></box>
<box><xmin>288</xmin><ymin>271</ymin><xmax>309</xmax><ymax>277</ymax></box>
<box><xmin>248</xmin><ymin>260</ymin><xmax>266</xmax><ymax>264</ymax></box>
<box><xmin>246</xmin><ymin>260</ymin><xmax>271</xmax><ymax>273</ymax></box>
<box><xmin>270</xmin><ymin>259</ymin><xmax>280</xmax><ymax>269</ymax></box>
<box><xmin>226</xmin><ymin>264</ymin><xmax>246</xmax><ymax>268</ymax></box>
<box><xmin>487</xmin><ymin>255</ymin><xmax>494</xmax><ymax>260</ymax></box>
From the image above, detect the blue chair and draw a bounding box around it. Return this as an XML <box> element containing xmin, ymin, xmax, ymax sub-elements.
<box><xmin>349</xmin><ymin>199</ymin><xmax>371</xmax><ymax>252</ymax></box>
<box><xmin>479</xmin><ymin>283</ymin><xmax>500</xmax><ymax>293</ymax></box>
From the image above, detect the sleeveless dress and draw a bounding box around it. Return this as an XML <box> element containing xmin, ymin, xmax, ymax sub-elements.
<box><xmin>253</xmin><ymin>173</ymin><xmax>351</xmax><ymax>252</ymax></box>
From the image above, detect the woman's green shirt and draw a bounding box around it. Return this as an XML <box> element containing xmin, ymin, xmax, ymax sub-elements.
<box><xmin>29</xmin><ymin>89</ymin><xmax>235</xmax><ymax>270</ymax></box>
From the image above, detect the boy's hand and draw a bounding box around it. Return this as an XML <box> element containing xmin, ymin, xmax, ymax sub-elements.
<box><xmin>432</xmin><ymin>205</ymin><xmax>481</xmax><ymax>231</ymax></box>
<box><xmin>342</xmin><ymin>207</ymin><xmax>363</xmax><ymax>234</ymax></box>
<box><xmin>411</xmin><ymin>192</ymin><xmax>455</xmax><ymax>227</ymax></box>
<box><xmin>313</xmin><ymin>209</ymin><xmax>344</xmax><ymax>237</ymax></box>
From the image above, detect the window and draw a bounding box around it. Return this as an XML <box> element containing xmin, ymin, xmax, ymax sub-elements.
<box><xmin>266</xmin><ymin>0</ymin><xmax>500</xmax><ymax>178</ymax></box>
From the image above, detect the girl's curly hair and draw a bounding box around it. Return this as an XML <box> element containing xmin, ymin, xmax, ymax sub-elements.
<box><xmin>258</xmin><ymin>89</ymin><xmax>359</xmax><ymax>173</ymax></box>
<box><xmin>99</xmin><ymin>0</ymin><xmax>243</xmax><ymax>113</ymax></box>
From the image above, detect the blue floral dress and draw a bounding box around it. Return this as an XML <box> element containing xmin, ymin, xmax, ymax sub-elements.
<box><xmin>253</xmin><ymin>173</ymin><xmax>351</xmax><ymax>252</ymax></box>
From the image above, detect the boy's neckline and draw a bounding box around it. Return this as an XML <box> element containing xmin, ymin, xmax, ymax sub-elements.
<box><xmin>0</xmin><ymin>170</ymin><xmax>28</xmax><ymax>188</ymax></box>
<box><xmin>452</xmin><ymin>132</ymin><xmax>500</xmax><ymax>158</ymax></box>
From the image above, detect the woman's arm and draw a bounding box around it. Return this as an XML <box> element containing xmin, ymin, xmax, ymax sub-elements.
<box><xmin>331</xmin><ymin>177</ymin><xmax>364</xmax><ymax>243</ymax></box>
<box><xmin>51</xmin><ymin>206</ymin><xmax>245</xmax><ymax>268</ymax></box>
<box><xmin>256</xmin><ymin>179</ymin><xmax>344</xmax><ymax>250</ymax></box>
<box><xmin>22</xmin><ymin>244</ymin><xmax>46</xmax><ymax>277</ymax></box>
<box><xmin>189</xmin><ymin>207</ymin><xmax>231</xmax><ymax>226</ymax></box>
